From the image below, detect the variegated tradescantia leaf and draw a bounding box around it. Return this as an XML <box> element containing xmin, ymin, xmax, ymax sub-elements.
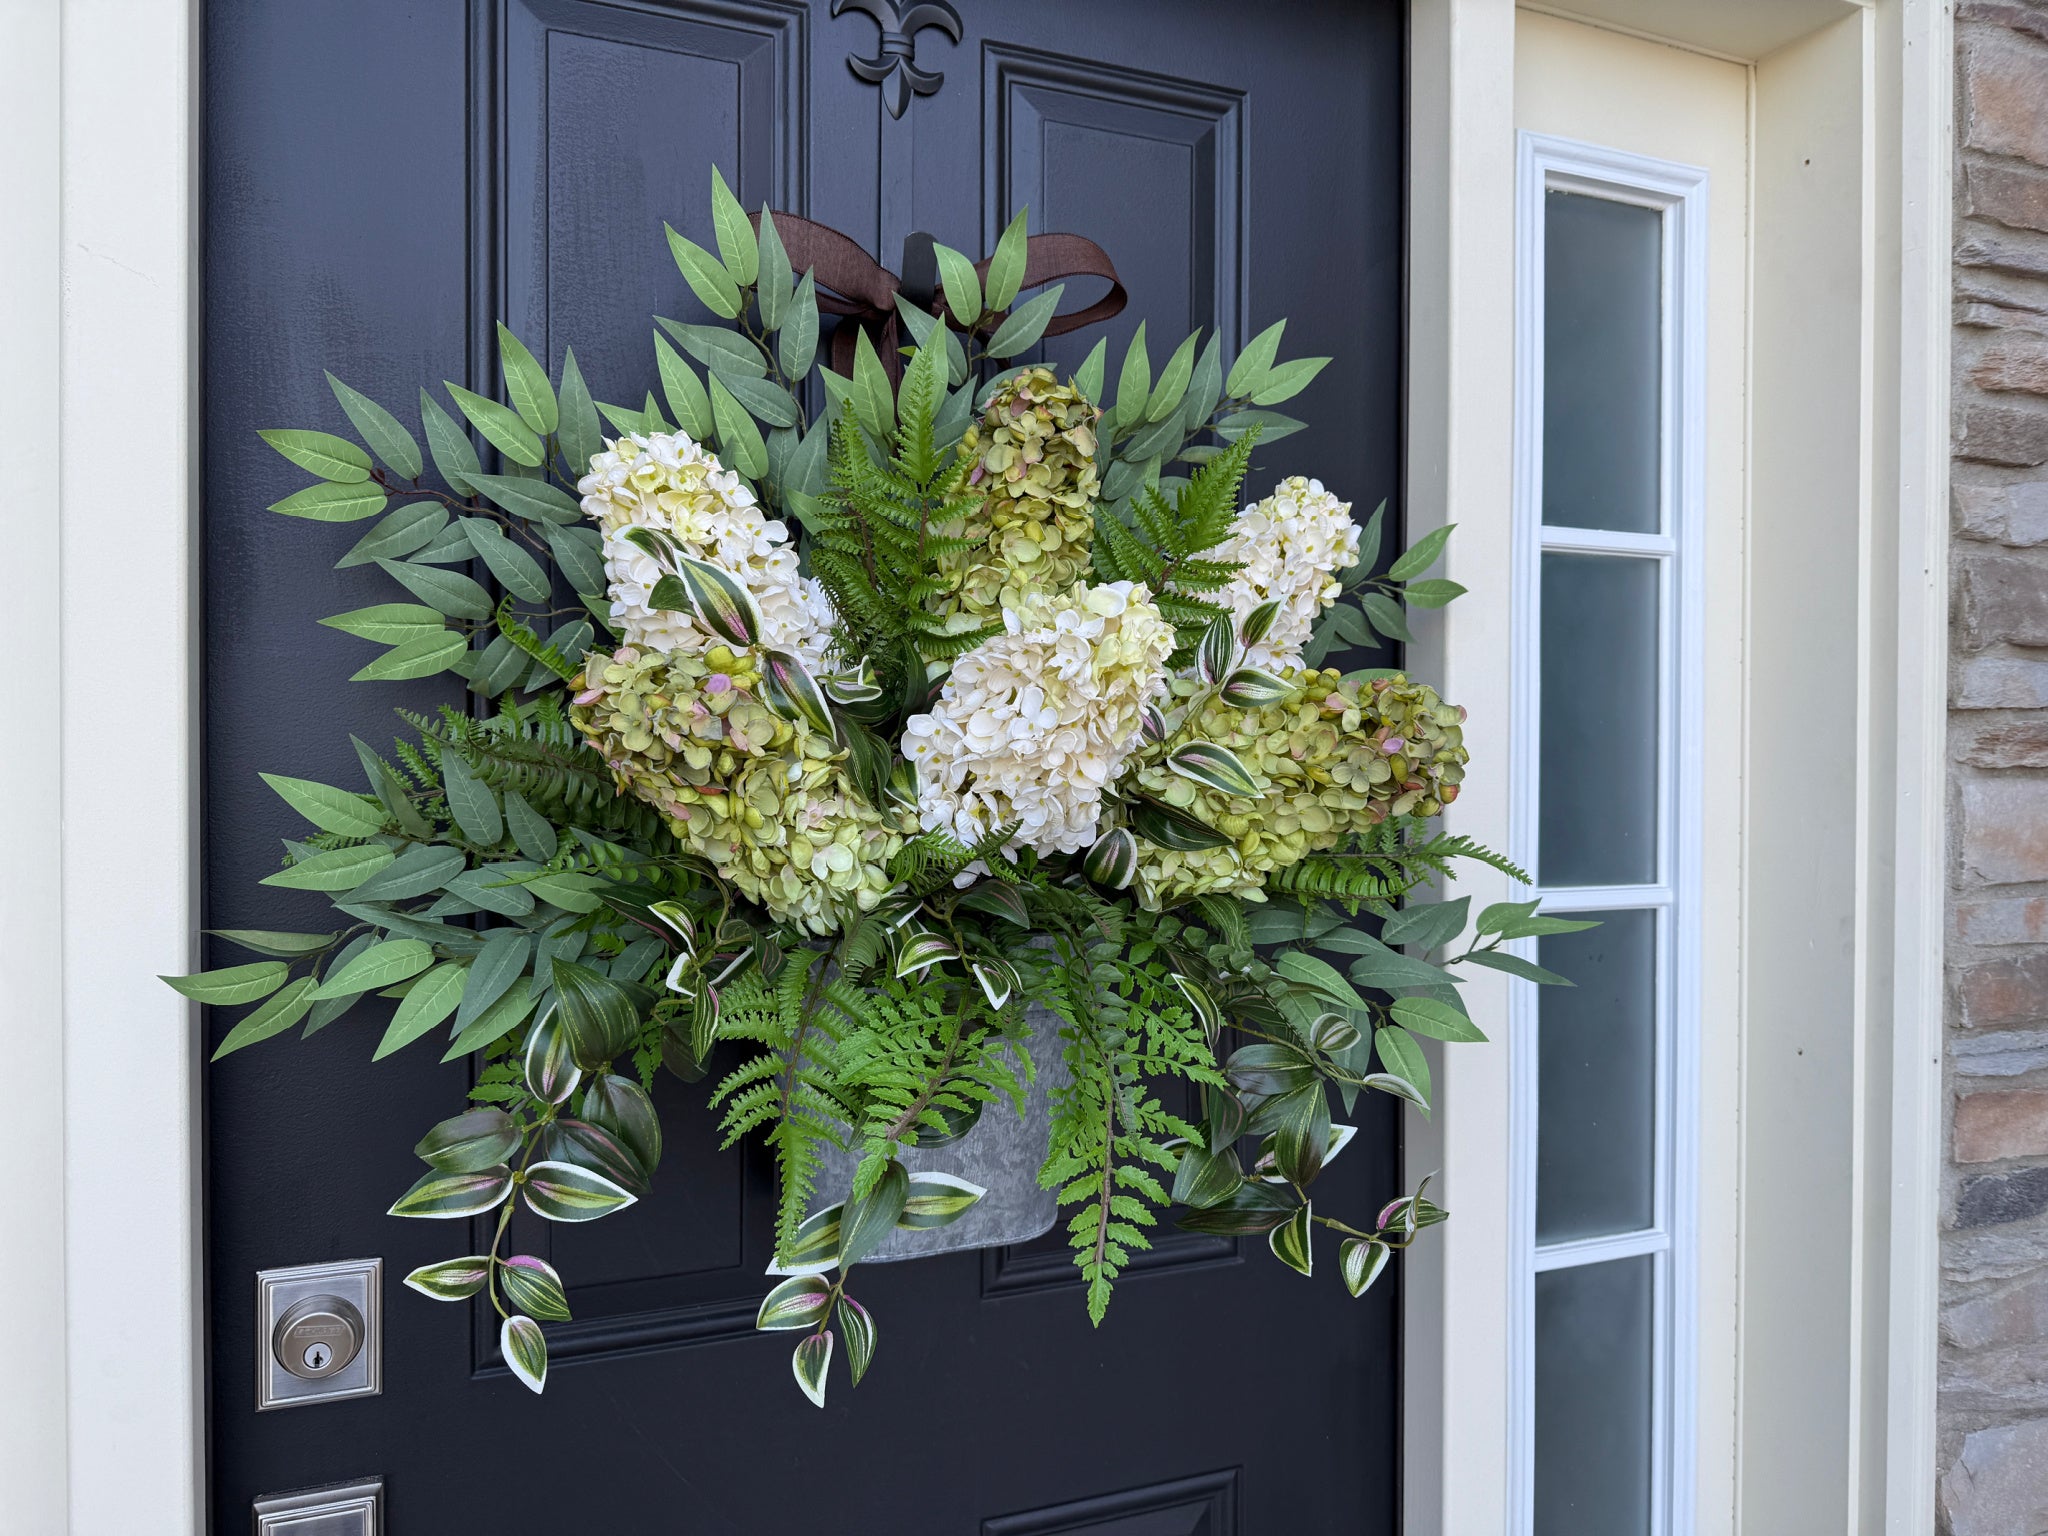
<box><xmin>499</xmin><ymin>1255</ymin><xmax>572</xmax><ymax>1321</ymax></box>
<box><xmin>1364</xmin><ymin>1071</ymin><xmax>1429</xmax><ymax>1111</ymax></box>
<box><xmin>403</xmin><ymin>1256</ymin><xmax>491</xmax><ymax>1302</ymax></box>
<box><xmin>894</xmin><ymin>931</ymin><xmax>955</xmax><ymax>979</ymax></box>
<box><xmin>1310</xmin><ymin>1013</ymin><xmax>1363</xmax><ymax>1053</ymax></box>
<box><xmin>758</xmin><ymin>648</ymin><xmax>836</xmax><ymax>739</ymax></box>
<box><xmin>1220</xmin><ymin>666</ymin><xmax>1294</xmax><ymax>707</ymax></box>
<box><xmin>1239</xmin><ymin>598</ymin><xmax>1282</xmax><ymax>647</ymax></box>
<box><xmin>896</xmin><ymin>1171</ymin><xmax>988</xmax><ymax>1231</ymax></box>
<box><xmin>1170</xmin><ymin>972</ymin><xmax>1225</xmax><ymax>1046</ymax></box>
<box><xmin>541</xmin><ymin>1117</ymin><xmax>649</xmax><ymax>1197</ymax></box>
<box><xmin>768</xmin><ymin>1203</ymin><xmax>845</xmax><ymax>1276</ymax></box>
<box><xmin>521</xmin><ymin>1160</ymin><xmax>637</xmax><ymax>1222</ymax></box>
<box><xmin>837</xmin><ymin>1160</ymin><xmax>910</xmax><ymax>1268</ymax></box>
<box><xmin>1339</xmin><ymin>1236</ymin><xmax>1391</xmax><ymax>1299</ymax></box>
<box><xmin>820</xmin><ymin>657</ymin><xmax>883</xmax><ymax>703</ymax></box>
<box><xmin>791</xmin><ymin>1329</ymin><xmax>834</xmax><ymax>1408</ymax></box>
<box><xmin>1125</xmin><ymin>795</ymin><xmax>1233</xmax><ymax>852</ymax></box>
<box><xmin>1196</xmin><ymin>613</ymin><xmax>1237</xmax><ymax>684</ymax></box>
<box><xmin>1268</xmin><ymin>1201</ymin><xmax>1314</xmax><ymax>1276</ymax></box>
<box><xmin>837</xmin><ymin>1295</ymin><xmax>877</xmax><ymax>1387</ymax></box>
<box><xmin>388</xmin><ymin>1165</ymin><xmax>513</xmax><ymax>1219</ymax></box>
<box><xmin>1140</xmin><ymin>703</ymin><xmax>1169</xmax><ymax>743</ymax></box>
<box><xmin>501</xmin><ymin>1314</ymin><xmax>548</xmax><ymax>1394</ymax></box>
<box><xmin>414</xmin><ymin>1108</ymin><xmax>519</xmax><ymax>1173</ymax></box>
<box><xmin>971</xmin><ymin>959</ymin><xmax>1016</xmax><ymax>1010</ymax></box>
<box><xmin>522</xmin><ymin>1008</ymin><xmax>582</xmax><ymax>1105</ymax></box>
<box><xmin>756</xmin><ymin>1273</ymin><xmax>832</xmax><ymax>1332</ymax></box>
<box><xmin>672</xmin><ymin>554</ymin><xmax>762</xmax><ymax>648</ymax></box>
<box><xmin>1165</xmin><ymin>742</ymin><xmax>1261</xmax><ymax>799</ymax></box>
<box><xmin>1082</xmin><ymin>827</ymin><xmax>1138</xmax><ymax>890</ymax></box>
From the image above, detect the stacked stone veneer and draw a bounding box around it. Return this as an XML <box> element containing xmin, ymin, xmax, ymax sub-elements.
<box><xmin>1942</xmin><ymin>4</ymin><xmax>2048</xmax><ymax>1530</ymax></box>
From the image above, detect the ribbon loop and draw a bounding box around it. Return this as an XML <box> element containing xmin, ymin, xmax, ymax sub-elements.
<box><xmin>747</xmin><ymin>211</ymin><xmax>1126</xmax><ymax>380</ymax></box>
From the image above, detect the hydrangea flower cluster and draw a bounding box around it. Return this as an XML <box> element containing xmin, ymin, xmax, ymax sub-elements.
<box><xmin>903</xmin><ymin>580</ymin><xmax>1173</xmax><ymax>857</ymax></box>
<box><xmin>580</xmin><ymin>431</ymin><xmax>837</xmax><ymax>670</ymax></box>
<box><xmin>570</xmin><ymin>642</ymin><xmax>909</xmax><ymax>933</ymax></box>
<box><xmin>1206</xmin><ymin>475</ymin><xmax>1359</xmax><ymax>668</ymax></box>
<box><xmin>938</xmin><ymin>368</ymin><xmax>1101</xmax><ymax>621</ymax></box>
<box><xmin>1116</xmin><ymin>668</ymin><xmax>1468</xmax><ymax>907</ymax></box>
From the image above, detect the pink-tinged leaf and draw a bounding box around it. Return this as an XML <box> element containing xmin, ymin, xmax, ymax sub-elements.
<box><xmin>541</xmin><ymin>1117</ymin><xmax>649</xmax><ymax>1197</ymax></box>
<box><xmin>498</xmin><ymin>1255</ymin><xmax>572</xmax><ymax>1321</ymax></box>
<box><xmin>1082</xmin><ymin>827</ymin><xmax>1138</xmax><ymax>890</ymax></box>
<box><xmin>1220</xmin><ymin>666</ymin><xmax>1294</xmax><ymax>707</ymax></box>
<box><xmin>1165</xmin><ymin>741</ymin><xmax>1260</xmax><ymax>798</ymax></box>
<box><xmin>520</xmin><ymin>1160</ymin><xmax>636</xmax><ymax>1222</ymax></box>
<box><xmin>894</xmin><ymin>932</ymin><xmax>956</xmax><ymax>979</ymax></box>
<box><xmin>403</xmin><ymin>1256</ymin><xmax>490</xmax><ymax>1301</ymax></box>
<box><xmin>675</xmin><ymin>554</ymin><xmax>761</xmax><ymax>647</ymax></box>
<box><xmin>1339</xmin><ymin>1236</ymin><xmax>1391</xmax><ymax>1298</ymax></box>
<box><xmin>647</xmin><ymin>899</ymin><xmax>698</xmax><ymax>949</ymax></box>
<box><xmin>388</xmin><ymin>1166</ymin><xmax>513</xmax><ymax>1220</ymax></box>
<box><xmin>1140</xmin><ymin>703</ymin><xmax>1169</xmax><ymax>744</ymax></box>
<box><xmin>501</xmin><ymin>1315</ymin><xmax>548</xmax><ymax>1394</ymax></box>
<box><xmin>837</xmin><ymin>1295</ymin><xmax>877</xmax><ymax>1386</ymax></box>
<box><xmin>791</xmin><ymin>1330</ymin><xmax>834</xmax><ymax>1408</ymax></box>
<box><xmin>756</xmin><ymin>1273</ymin><xmax>833</xmax><ymax>1331</ymax></box>
<box><xmin>758</xmin><ymin>648</ymin><xmax>837</xmax><ymax>739</ymax></box>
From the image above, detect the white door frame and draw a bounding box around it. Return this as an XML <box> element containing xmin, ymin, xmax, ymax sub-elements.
<box><xmin>0</xmin><ymin>0</ymin><xmax>1948</xmax><ymax>1530</ymax></box>
<box><xmin>1405</xmin><ymin>1</ymin><xmax>1950</xmax><ymax>1532</ymax></box>
<box><xmin>2</xmin><ymin>0</ymin><xmax>203</xmax><ymax>1531</ymax></box>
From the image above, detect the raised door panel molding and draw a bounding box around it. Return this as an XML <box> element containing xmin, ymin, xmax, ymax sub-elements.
<box><xmin>488</xmin><ymin>0</ymin><xmax>808</xmax><ymax>403</ymax></box>
<box><xmin>983</xmin><ymin>1468</ymin><xmax>1240</xmax><ymax>1535</ymax></box>
<box><xmin>983</xmin><ymin>42</ymin><xmax>1244</xmax><ymax>370</ymax></box>
<box><xmin>980</xmin><ymin>1229</ymin><xmax>1239</xmax><ymax>1299</ymax></box>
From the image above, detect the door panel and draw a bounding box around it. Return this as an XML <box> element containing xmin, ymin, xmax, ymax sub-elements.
<box><xmin>204</xmin><ymin>2</ymin><xmax>1405</xmax><ymax>1528</ymax></box>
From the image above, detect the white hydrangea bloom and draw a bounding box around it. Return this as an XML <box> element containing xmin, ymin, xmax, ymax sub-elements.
<box><xmin>902</xmin><ymin>581</ymin><xmax>1174</xmax><ymax>858</ymax></box>
<box><xmin>579</xmin><ymin>430</ymin><xmax>835</xmax><ymax>670</ymax></box>
<box><xmin>1208</xmin><ymin>475</ymin><xmax>1359</xmax><ymax>669</ymax></box>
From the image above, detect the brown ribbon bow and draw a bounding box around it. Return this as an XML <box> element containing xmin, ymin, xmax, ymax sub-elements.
<box><xmin>749</xmin><ymin>211</ymin><xmax>1127</xmax><ymax>378</ymax></box>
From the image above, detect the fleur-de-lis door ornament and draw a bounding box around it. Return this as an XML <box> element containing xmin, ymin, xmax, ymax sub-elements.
<box><xmin>832</xmin><ymin>0</ymin><xmax>963</xmax><ymax>119</ymax></box>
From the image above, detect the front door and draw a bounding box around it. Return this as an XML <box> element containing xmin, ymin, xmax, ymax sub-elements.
<box><xmin>203</xmin><ymin>2</ymin><xmax>1405</xmax><ymax>1528</ymax></box>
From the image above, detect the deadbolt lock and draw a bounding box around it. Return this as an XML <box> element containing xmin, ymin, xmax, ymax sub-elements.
<box><xmin>273</xmin><ymin>1293</ymin><xmax>365</xmax><ymax>1380</ymax></box>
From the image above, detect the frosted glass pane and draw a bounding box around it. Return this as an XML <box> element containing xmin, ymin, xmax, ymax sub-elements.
<box><xmin>1543</xmin><ymin>191</ymin><xmax>1662</xmax><ymax>533</ymax></box>
<box><xmin>1539</xmin><ymin>554</ymin><xmax>1659</xmax><ymax>886</ymax></box>
<box><xmin>1534</xmin><ymin>1256</ymin><xmax>1654</xmax><ymax>1536</ymax></box>
<box><xmin>1537</xmin><ymin>910</ymin><xmax>1656</xmax><ymax>1243</ymax></box>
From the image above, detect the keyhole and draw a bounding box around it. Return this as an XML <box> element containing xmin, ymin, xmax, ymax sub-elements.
<box><xmin>304</xmin><ymin>1342</ymin><xmax>331</xmax><ymax>1371</ymax></box>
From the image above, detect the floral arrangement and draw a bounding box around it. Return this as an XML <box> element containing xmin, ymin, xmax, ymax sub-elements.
<box><xmin>167</xmin><ymin>172</ymin><xmax>1583</xmax><ymax>1405</ymax></box>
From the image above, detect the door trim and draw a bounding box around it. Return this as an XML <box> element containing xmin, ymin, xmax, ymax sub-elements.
<box><xmin>1404</xmin><ymin>2</ymin><xmax>1949</xmax><ymax>1532</ymax></box>
<box><xmin>2</xmin><ymin>0</ymin><xmax>204</xmax><ymax>1530</ymax></box>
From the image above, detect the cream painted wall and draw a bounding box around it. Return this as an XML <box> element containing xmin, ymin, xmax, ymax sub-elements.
<box><xmin>1511</xmin><ymin>14</ymin><xmax>1752</xmax><ymax>1531</ymax></box>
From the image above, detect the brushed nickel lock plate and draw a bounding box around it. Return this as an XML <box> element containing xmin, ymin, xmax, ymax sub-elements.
<box><xmin>253</xmin><ymin>1476</ymin><xmax>382</xmax><ymax>1535</ymax></box>
<box><xmin>256</xmin><ymin>1258</ymin><xmax>381</xmax><ymax>1410</ymax></box>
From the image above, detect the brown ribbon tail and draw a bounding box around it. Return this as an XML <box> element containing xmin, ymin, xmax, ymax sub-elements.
<box><xmin>752</xmin><ymin>209</ymin><xmax>908</xmax><ymax>376</ymax></box>
<box><xmin>977</xmin><ymin>232</ymin><xmax>1129</xmax><ymax>338</ymax></box>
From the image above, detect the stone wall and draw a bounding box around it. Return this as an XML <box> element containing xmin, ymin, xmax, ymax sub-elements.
<box><xmin>1942</xmin><ymin>3</ymin><xmax>2048</xmax><ymax>1530</ymax></box>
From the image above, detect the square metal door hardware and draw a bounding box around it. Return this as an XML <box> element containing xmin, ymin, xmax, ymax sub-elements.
<box><xmin>253</xmin><ymin>1477</ymin><xmax>383</xmax><ymax>1536</ymax></box>
<box><xmin>255</xmin><ymin>1257</ymin><xmax>381</xmax><ymax>1411</ymax></box>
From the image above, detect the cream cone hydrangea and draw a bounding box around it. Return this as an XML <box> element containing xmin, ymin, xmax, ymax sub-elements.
<box><xmin>902</xmin><ymin>580</ymin><xmax>1173</xmax><ymax>858</ymax></box>
<box><xmin>579</xmin><ymin>430</ymin><xmax>836</xmax><ymax>670</ymax></box>
<box><xmin>1207</xmin><ymin>476</ymin><xmax>1359</xmax><ymax>669</ymax></box>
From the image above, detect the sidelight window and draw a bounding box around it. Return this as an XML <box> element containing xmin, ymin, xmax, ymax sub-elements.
<box><xmin>1509</xmin><ymin>134</ymin><xmax>1707</xmax><ymax>1536</ymax></box>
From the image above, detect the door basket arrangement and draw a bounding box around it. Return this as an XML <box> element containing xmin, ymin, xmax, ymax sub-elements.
<box><xmin>169</xmin><ymin>171</ymin><xmax>1585</xmax><ymax>1404</ymax></box>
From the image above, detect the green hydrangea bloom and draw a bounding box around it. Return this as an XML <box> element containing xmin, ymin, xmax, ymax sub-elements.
<box><xmin>1116</xmin><ymin>668</ymin><xmax>1469</xmax><ymax>908</ymax></box>
<box><xmin>570</xmin><ymin>644</ymin><xmax>910</xmax><ymax>933</ymax></box>
<box><xmin>938</xmin><ymin>366</ymin><xmax>1100</xmax><ymax>620</ymax></box>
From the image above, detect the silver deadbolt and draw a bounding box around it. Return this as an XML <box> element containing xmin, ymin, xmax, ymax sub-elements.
<box><xmin>273</xmin><ymin>1294</ymin><xmax>365</xmax><ymax>1380</ymax></box>
<box><xmin>256</xmin><ymin>1258</ymin><xmax>381</xmax><ymax>1410</ymax></box>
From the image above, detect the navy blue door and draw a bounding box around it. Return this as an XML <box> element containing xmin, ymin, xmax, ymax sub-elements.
<box><xmin>204</xmin><ymin>2</ymin><xmax>1406</xmax><ymax>1528</ymax></box>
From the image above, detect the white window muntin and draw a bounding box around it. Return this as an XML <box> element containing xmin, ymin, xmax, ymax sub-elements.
<box><xmin>1508</xmin><ymin>132</ymin><xmax>1707</xmax><ymax>1536</ymax></box>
